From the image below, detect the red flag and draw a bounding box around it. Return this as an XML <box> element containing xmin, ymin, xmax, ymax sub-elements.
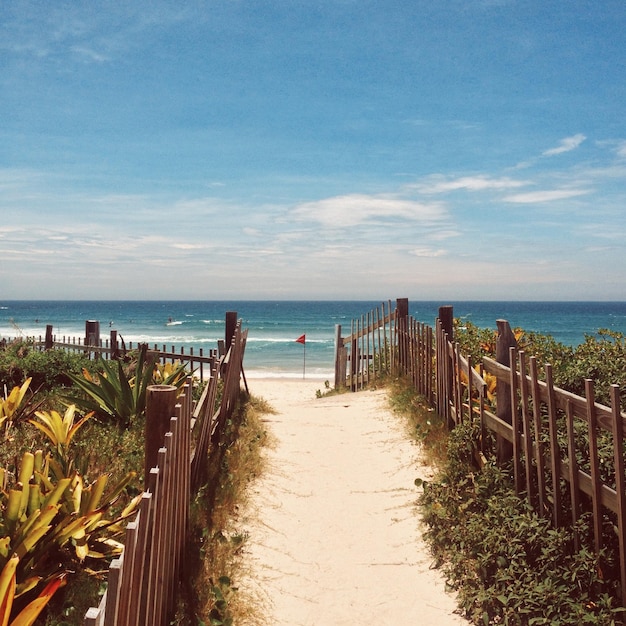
<box><xmin>295</xmin><ymin>334</ymin><xmax>306</xmax><ymax>345</ymax></box>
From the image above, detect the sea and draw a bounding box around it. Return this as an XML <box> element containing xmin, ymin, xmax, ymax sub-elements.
<box><xmin>1</xmin><ymin>300</ymin><xmax>626</xmax><ymax>379</ymax></box>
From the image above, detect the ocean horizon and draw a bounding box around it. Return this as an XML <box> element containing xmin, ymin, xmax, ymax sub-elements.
<box><xmin>2</xmin><ymin>300</ymin><xmax>626</xmax><ymax>379</ymax></box>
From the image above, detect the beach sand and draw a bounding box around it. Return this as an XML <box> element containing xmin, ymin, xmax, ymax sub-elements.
<box><xmin>237</xmin><ymin>378</ymin><xmax>468</xmax><ymax>625</ymax></box>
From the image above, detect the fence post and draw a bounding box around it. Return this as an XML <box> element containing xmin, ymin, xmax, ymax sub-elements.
<box><xmin>496</xmin><ymin>319</ymin><xmax>518</xmax><ymax>464</ymax></box>
<box><xmin>334</xmin><ymin>324</ymin><xmax>346</xmax><ymax>389</ymax></box>
<box><xmin>225</xmin><ymin>311</ymin><xmax>238</xmax><ymax>347</ymax></box>
<box><xmin>396</xmin><ymin>298</ymin><xmax>409</xmax><ymax>373</ymax></box>
<box><xmin>438</xmin><ymin>306</ymin><xmax>454</xmax><ymax>425</ymax></box>
<box><xmin>145</xmin><ymin>385</ymin><xmax>177</xmax><ymax>481</ymax></box>
<box><xmin>85</xmin><ymin>320</ymin><xmax>100</xmax><ymax>346</ymax></box>
<box><xmin>110</xmin><ymin>330</ymin><xmax>119</xmax><ymax>360</ymax></box>
<box><xmin>45</xmin><ymin>325</ymin><xmax>54</xmax><ymax>350</ymax></box>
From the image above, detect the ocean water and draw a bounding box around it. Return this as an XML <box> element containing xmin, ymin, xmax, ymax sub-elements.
<box><xmin>1</xmin><ymin>300</ymin><xmax>626</xmax><ymax>379</ymax></box>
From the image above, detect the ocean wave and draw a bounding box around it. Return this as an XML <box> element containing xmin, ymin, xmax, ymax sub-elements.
<box><xmin>245</xmin><ymin>337</ymin><xmax>333</xmax><ymax>344</ymax></box>
<box><xmin>245</xmin><ymin>368</ymin><xmax>333</xmax><ymax>380</ymax></box>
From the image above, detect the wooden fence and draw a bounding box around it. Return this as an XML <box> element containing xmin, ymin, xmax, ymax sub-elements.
<box><xmin>84</xmin><ymin>318</ymin><xmax>248</xmax><ymax>625</ymax></box>
<box><xmin>335</xmin><ymin>299</ymin><xmax>626</xmax><ymax>608</ymax></box>
<box><xmin>334</xmin><ymin>299</ymin><xmax>397</xmax><ymax>391</ymax></box>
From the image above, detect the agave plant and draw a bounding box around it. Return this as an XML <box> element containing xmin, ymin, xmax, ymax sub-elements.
<box><xmin>67</xmin><ymin>345</ymin><xmax>188</xmax><ymax>427</ymax></box>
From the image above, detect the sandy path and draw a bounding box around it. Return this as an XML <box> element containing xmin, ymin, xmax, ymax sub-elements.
<box><xmin>239</xmin><ymin>378</ymin><xmax>468</xmax><ymax>626</ymax></box>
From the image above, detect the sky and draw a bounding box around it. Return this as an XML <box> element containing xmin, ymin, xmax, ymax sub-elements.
<box><xmin>2</xmin><ymin>0</ymin><xmax>626</xmax><ymax>301</ymax></box>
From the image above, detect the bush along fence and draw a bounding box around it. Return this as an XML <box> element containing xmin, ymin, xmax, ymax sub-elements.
<box><xmin>10</xmin><ymin>320</ymin><xmax>225</xmax><ymax>383</ymax></box>
<box><xmin>335</xmin><ymin>298</ymin><xmax>626</xmax><ymax>610</ymax></box>
<box><xmin>84</xmin><ymin>315</ymin><xmax>248</xmax><ymax>626</ymax></box>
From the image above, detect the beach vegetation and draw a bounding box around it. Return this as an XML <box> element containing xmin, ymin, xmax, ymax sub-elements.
<box><xmin>0</xmin><ymin>346</ymin><xmax>147</xmax><ymax>624</ymax></box>
<box><xmin>387</xmin><ymin>376</ymin><xmax>449</xmax><ymax>469</ymax></box>
<box><xmin>173</xmin><ymin>391</ymin><xmax>271</xmax><ymax>625</ymax></box>
<box><xmin>66</xmin><ymin>344</ymin><xmax>188</xmax><ymax>427</ymax></box>
<box><xmin>0</xmin><ymin>341</ymin><xmax>96</xmax><ymax>399</ymax></box>
<box><xmin>454</xmin><ymin>321</ymin><xmax>626</xmax><ymax>411</ymax></box>
<box><xmin>315</xmin><ymin>379</ymin><xmax>346</xmax><ymax>398</ymax></box>
<box><xmin>0</xmin><ymin>378</ymin><xmax>34</xmax><ymax>436</ymax></box>
<box><xmin>418</xmin><ymin>422</ymin><xmax>624</xmax><ymax>625</ymax></box>
<box><xmin>0</xmin><ymin>444</ymin><xmax>138</xmax><ymax>625</ymax></box>
<box><xmin>410</xmin><ymin>322</ymin><xmax>626</xmax><ymax>624</ymax></box>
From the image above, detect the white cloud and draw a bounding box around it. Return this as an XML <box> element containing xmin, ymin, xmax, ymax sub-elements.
<box><xmin>428</xmin><ymin>229</ymin><xmax>461</xmax><ymax>241</ymax></box>
<box><xmin>290</xmin><ymin>194</ymin><xmax>446</xmax><ymax>228</ymax></box>
<box><xmin>616</xmin><ymin>141</ymin><xmax>626</xmax><ymax>159</ymax></box>
<box><xmin>71</xmin><ymin>45</ymin><xmax>109</xmax><ymax>63</ymax></box>
<box><xmin>171</xmin><ymin>243</ymin><xmax>205</xmax><ymax>250</ymax></box>
<box><xmin>503</xmin><ymin>189</ymin><xmax>592</xmax><ymax>203</ymax></box>
<box><xmin>409</xmin><ymin>247</ymin><xmax>447</xmax><ymax>257</ymax></box>
<box><xmin>414</xmin><ymin>175</ymin><xmax>528</xmax><ymax>194</ymax></box>
<box><xmin>542</xmin><ymin>134</ymin><xmax>586</xmax><ymax>156</ymax></box>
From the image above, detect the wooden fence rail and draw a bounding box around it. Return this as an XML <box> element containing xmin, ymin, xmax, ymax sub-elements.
<box><xmin>84</xmin><ymin>319</ymin><xmax>247</xmax><ymax>625</ymax></box>
<box><xmin>336</xmin><ymin>299</ymin><xmax>626</xmax><ymax>610</ymax></box>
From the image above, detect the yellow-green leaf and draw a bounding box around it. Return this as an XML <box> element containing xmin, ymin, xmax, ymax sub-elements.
<box><xmin>11</xmin><ymin>574</ymin><xmax>65</xmax><ymax>626</ymax></box>
<box><xmin>0</xmin><ymin>555</ymin><xmax>18</xmax><ymax>626</ymax></box>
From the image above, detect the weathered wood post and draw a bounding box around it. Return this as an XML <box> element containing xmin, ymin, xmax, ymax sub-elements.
<box><xmin>396</xmin><ymin>298</ymin><xmax>409</xmax><ymax>374</ymax></box>
<box><xmin>225</xmin><ymin>311</ymin><xmax>238</xmax><ymax>348</ymax></box>
<box><xmin>145</xmin><ymin>384</ymin><xmax>178</xmax><ymax>480</ymax></box>
<box><xmin>496</xmin><ymin>319</ymin><xmax>518</xmax><ymax>464</ymax></box>
<box><xmin>85</xmin><ymin>320</ymin><xmax>100</xmax><ymax>359</ymax></box>
<box><xmin>110</xmin><ymin>330</ymin><xmax>119</xmax><ymax>360</ymax></box>
<box><xmin>84</xmin><ymin>321</ymin><xmax>99</xmax><ymax>359</ymax></box>
<box><xmin>85</xmin><ymin>320</ymin><xmax>100</xmax><ymax>346</ymax></box>
<box><xmin>334</xmin><ymin>324</ymin><xmax>347</xmax><ymax>389</ymax></box>
<box><xmin>45</xmin><ymin>325</ymin><xmax>54</xmax><ymax>350</ymax></box>
<box><xmin>438</xmin><ymin>306</ymin><xmax>454</xmax><ymax>340</ymax></box>
<box><xmin>224</xmin><ymin>311</ymin><xmax>238</xmax><ymax>377</ymax></box>
<box><xmin>438</xmin><ymin>306</ymin><xmax>454</xmax><ymax>425</ymax></box>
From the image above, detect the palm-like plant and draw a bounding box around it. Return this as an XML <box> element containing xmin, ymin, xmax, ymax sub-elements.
<box><xmin>29</xmin><ymin>405</ymin><xmax>92</xmax><ymax>476</ymax></box>
<box><xmin>0</xmin><ymin>449</ymin><xmax>139</xmax><ymax>622</ymax></box>
<box><xmin>67</xmin><ymin>345</ymin><xmax>188</xmax><ymax>427</ymax></box>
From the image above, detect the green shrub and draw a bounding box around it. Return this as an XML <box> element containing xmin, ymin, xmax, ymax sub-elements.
<box><xmin>418</xmin><ymin>423</ymin><xmax>625</xmax><ymax>625</ymax></box>
<box><xmin>558</xmin><ymin>330</ymin><xmax>626</xmax><ymax>409</ymax></box>
<box><xmin>454</xmin><ymin>321</ymin><xmax>626</xmax><ymax>412</ymax></box>
<box><xmin>66</xmin><ymin>345</ymin><xmax>188</xmax><ymax>428</ymax></box>
<box><xmin>0</xmin><ymin>341</ymin><xmax>95</xmax><ymax>395</ymax></box>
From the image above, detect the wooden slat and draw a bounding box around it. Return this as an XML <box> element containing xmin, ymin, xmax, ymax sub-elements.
<box><xmin>610</xmin><ymin>385</ymin><xmax>626</xmax><ymax>608</ymax></box>
<box><xmin>127</xmin><ymin>495</ymin><xmax>152</xmax><ymax>626</ymax></box>
<box><xmin>116</xmin><ymin>520</ymin><xmax>138</xmax><ymax>626</ymax></box>
<box><xmin>519</xmin><ymin>352</ymin><xmax>535</xmax><ymax>507</ymax></box>
<box><xmin>509</xmin><ymin>348</ymin><xmax>523</xmax><ymax>495</ymax></box>
<box><xmin>144</xmin><ymin>465</ymin><xmax>163</xmax><ymax>625</ymax></box>
<box><xmin>104</xmin><ymin>557</ymin><xmax>122</xmax><ymax>626</ymax></box>
<box><xmin>585</xmin><ymin>379</ymin><xmax>603</xmax><ymax>553</ymax></box>
<box><xmin>529</xmin><ymin>357</ymin><xmax>547</xmax><ymax>517</ymax></box>
<box><xmin>545</xmin><ymin>364</ymin><xmax>563</xmax><ymax>527</ymax></box>
<box><xmin>565</xmin><ymin>399</ymin><xmax>581</xmax><ymax>549</ymax></box>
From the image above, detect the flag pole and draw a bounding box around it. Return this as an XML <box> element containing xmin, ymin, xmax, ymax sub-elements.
<box><xmin>295</xmin><ymin>334</ymin><xmax>306</xmax><ymax>379</ymax></box>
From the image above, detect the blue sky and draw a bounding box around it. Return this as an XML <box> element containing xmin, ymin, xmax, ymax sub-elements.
<box><xmin>2</xmin><ymin>1</ymin><xmax>626</xmax><ymax>300</ymax></box>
